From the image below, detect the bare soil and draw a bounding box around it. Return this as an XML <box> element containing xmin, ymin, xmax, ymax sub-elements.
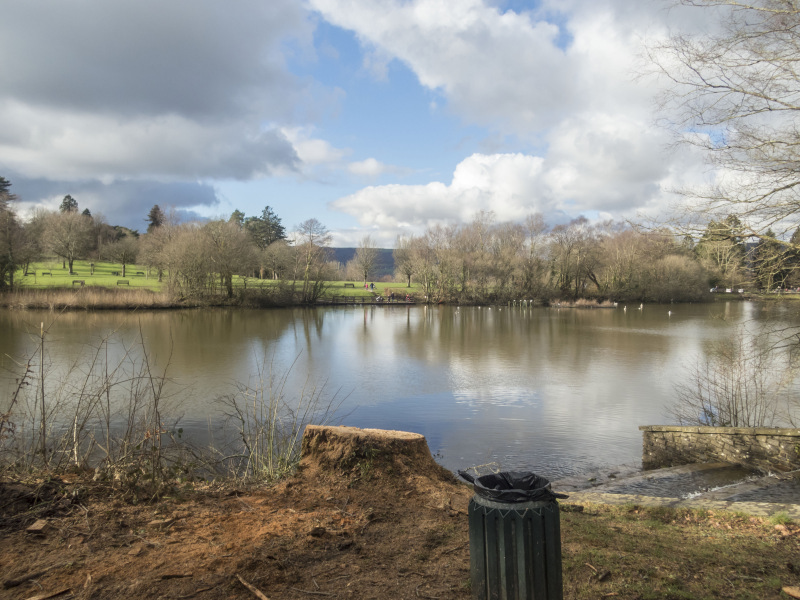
<box><xmin>2</xmin><ymin>425</ymin><xmax>799</xmax><ymax>600</ymax></box>
<box><xmin>1</xmin><ymin>427</ymin><xmax>473</xmax><ymax>600</ymax></box>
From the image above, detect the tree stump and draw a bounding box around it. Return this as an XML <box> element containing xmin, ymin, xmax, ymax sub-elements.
<box><xmin>300</xmin><ymin>425</ymin><xmax>452</xmax><ymax>482</ymax></box>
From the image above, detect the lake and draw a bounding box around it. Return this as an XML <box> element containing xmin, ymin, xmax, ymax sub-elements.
<box><xmin>0</xmin><ymin>300</ymin><xmax>792</xmax><ymax>478</ymax></box>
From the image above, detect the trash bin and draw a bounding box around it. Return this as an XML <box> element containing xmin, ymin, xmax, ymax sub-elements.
<box><xmin>459</xmin><ymin>471</ymin><xmax>567</xmax><ymax>600</ymax></box>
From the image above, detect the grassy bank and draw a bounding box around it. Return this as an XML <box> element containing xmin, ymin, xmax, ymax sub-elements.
<box><xmin>4</xmin><ymin>260</ymin><xmax>422</xmax><ymax>309</ymax></box>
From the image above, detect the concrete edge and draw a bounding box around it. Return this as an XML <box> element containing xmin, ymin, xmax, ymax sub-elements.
<box><xmin>564</xmin><ymin>491</ymin><xmax>800</xmax><ymax>519</ymax></box>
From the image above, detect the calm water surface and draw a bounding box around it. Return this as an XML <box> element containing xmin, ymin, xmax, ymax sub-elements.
<box><xmin>0</xmin><ymin>301</ymin><xmax>789</xmax><ymax>478</ymax></box>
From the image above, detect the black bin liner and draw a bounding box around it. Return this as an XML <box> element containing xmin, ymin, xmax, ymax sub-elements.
<box><xmin>458</xmin><ymin>470</ymin><xmax>569</xmax><ymax>503</ymax></box>
<box><xmin>460</xmin><ymin>470</ymin><xmax>567</xmax><ymax>599</ymax></box>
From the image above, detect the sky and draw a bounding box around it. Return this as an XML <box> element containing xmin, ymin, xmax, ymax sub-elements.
<box><xmin>0</xmin><ymin>0</ymin><xmax>713</xmax><ymax>247</ymax></box>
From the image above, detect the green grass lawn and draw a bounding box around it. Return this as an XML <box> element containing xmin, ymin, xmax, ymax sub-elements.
<box><xmin>14</xmin><ymin>260</ymin><xmax>419</xmax><ymax>298</ymax></box>
<box><xmin>16</xmin><ymin>260</ymin><xmax>161</xmax><ymax>290</ymax></box>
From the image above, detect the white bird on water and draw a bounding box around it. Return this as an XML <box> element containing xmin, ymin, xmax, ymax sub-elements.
<box><xmin>639</xmin><ymin>303</ymin><xmax>643</xmax><ymax>310</ymax></box>
<box><xmin>668</xmin><ymin>310</ymin><xmax>672</xmax><ymax>317</ymax></box>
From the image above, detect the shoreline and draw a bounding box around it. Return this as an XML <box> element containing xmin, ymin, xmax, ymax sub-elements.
<box><xmin>0</xmin><ymin>286</ymin><xmax>754</xmax><ymax>312</ymax></box>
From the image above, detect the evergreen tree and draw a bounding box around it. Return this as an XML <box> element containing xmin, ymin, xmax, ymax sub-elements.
<box><xmin>244</xmin><ymin>206</ymin><xmax>286</xmax><ymax>249</ymax></box>
<box><xmin>0</xmin><ymin>177</ymin><xmax>22</xmax><ymax>288</ymax></box>
<box><xmin>59</xmin><ymin>194</ymin><xmax>78</xmax><ymax>213</ymax></box>
<box><xmin>229</xmin><ymin>209</ymin><xmax>245</xmax><ymax>228</ymax></box>
<box><xmin>147</xmin><ymin>205</ymin><xmax>165</xmax><ymax>233</ymax></box>
<box><xmin>0</xmin><ymin>176</ymin><xmax>15</xmax><ymax>211</ymax></box>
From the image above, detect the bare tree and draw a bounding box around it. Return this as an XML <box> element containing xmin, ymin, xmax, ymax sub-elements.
<box><xmin>548</xmin><ymin>217</ymin><xmax>601</xmax><ymax>299</ymax></box>
<box><xmin>103</xmin><ymin>236</ymin><xmax>139</xmax><ymax>278</ymax></box>
<box><xmin>160</xmin><ymin>225</ymin><xmax>212</xmax><ymax>297</ymax></box>
<box><xmin>44</xmin><ymin>211</ymin><xmax>94</xmax><ymax>274</ymax></box>
<box><xmin>203</xmin><ymin>220</ymin><xmax>259</xmax><ymax>298</ymax></box>
<box><xmin>353</xmin><ymin>235</ymin><xmax>380</xmax><ymax>284</ymax></box>
<box><xmin>649</xmin><ymin>1</ymin><xmax>800</xmax><ymax>243</ymax></box>
<box><xmin>519</xmin><ymin>213</ymin><xmax>551</xmax><ymax>299</ymax></box>
<box><xmin>293</xmin><ymin>219</ymin><xmax>332</xmax><ymax>303</ymax></box>
<box><xmin>671</xmin><ymin>326</ymin><xmax>799</xmax><ymax>427</ymax></box>
<box><xmin>262</xmin><ymin>239</ymin><xmax>293</xmax><ymax>280</ymax></box>
<box><xmin>393</xmin><ymin>235</ymin><xmax>416</xmax><ymax>287</ymax></box>
<box><xmin>139</xmin><ymin>223</ymin><xmax>172</xmax><ymax>282</ymax></box>
<box><xmin>407</xmin><ymin>234</ymin><xmax>438</xmax><ymax>299</ymax></box>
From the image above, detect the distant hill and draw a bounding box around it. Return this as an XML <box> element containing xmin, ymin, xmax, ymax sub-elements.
<box><xmin>331</xmin><ymin>248</ymin><xmax>395</xmax><ymax>279</ymax></box>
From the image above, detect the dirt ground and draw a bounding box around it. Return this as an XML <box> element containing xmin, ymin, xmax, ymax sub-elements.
<box><xmin>1</xmin><ymin>427</ymin><xmax>475</xmax><ymax>600</ymax></box>
<box><xmin>3</xmin><ymin>425</ymin><xmax>799</xmax><ymax>600</ymax></box>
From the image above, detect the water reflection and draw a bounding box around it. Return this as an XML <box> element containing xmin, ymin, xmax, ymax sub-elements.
<box><xmin>1</xmin><ymin>301</ymin><xmax>796</xmax><ymax>478</ymax></box>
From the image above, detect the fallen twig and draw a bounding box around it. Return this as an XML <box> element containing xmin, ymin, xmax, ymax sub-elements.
<box><xmin>3</xmin><ymin>563</ymin><xmax>68</xmax><ymax>589</ymax></box>
<box><xmin>173</xmin><ymin>586</ymin><xmax>215</xmax><ymax>599</ymax></box>
<box><xmin>21</xmin><ymin>587</ymin><xmax>71</xmax><ymax>600</ymax></box>
<box><xmin>289</xmin><ymin>588</ymin><xmax>333</xmax><ymax>596</ymax></box>
<box><xmin>359</xmin><ymin>517</ymin><xmax>384</xmax><ymax>535</ymax></box>
<box><xmin>235</xmin><ymin>574</ymin><xmax>270</xmax><ymax>600</ymax></box>
<box><xmin>443</xmin><ymin>542</ymin><xmax>468</xmax><ymax>555</ymax></box>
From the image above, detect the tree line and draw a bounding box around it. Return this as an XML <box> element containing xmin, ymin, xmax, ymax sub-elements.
<box><xmin>391</xmin><ymin>212</ymin><xmax>800</xmax><ymax>305</ymax></box>
<box><xmin>0</xmin><ymin>178</ymin><xmax>342</xmax><ymax>303</ymax></box>
<box><xmin>3</xmin><ymin>175</ymin><xmax>799</xmax><ymax>304</ymax></box>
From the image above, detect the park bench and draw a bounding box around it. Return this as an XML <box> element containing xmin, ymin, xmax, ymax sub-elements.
<box><xmin>111</xmin><ymin>271</ymin><xmax>120</xmax><ymax>276</ymax></box>
<box><xmin>40</xmin><ymin>271</ymin><xmax>51</xmax><ymax>276</ymax></box>
<box><xmin>72</xmin><ymin>280</ymin><xmax>85</xmax><ymax>287</ymax></box>
<box><xmin>344</xmin><ymin>283</ymin><xmax>355</xmax><ymax>288</ymax></box>
<box><xmin>136</xmin><ymin>271</ymin><xmax>145</xmax><ymax>276</ymax></box>
<box><xmin>117</xmin><ymin>280</ymin><xmax>129</xmax><ymax>286</ymax></box>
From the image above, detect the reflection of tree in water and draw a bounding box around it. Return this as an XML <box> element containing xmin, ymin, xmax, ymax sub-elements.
<box><xmin>395</xmin><ymin>305</ymin><xmax>674</xmax><ymax>381</ymax></box>
<box><xmin>671</xmin><ymin>326</ymin><xmax>799</xmax><ymax>428</ymax></box>
<box><xmin>0</xmin><ymin>309</ymin><xmax>300</xmax><ymax>416</ymax></box>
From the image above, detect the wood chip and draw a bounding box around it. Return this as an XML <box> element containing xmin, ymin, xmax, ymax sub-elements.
<box><xmin>23</xmin><ymin>588</ymin><xmax>71</xmax><ymax>600</ymax></box>
<box><xmin>147</xmin><ymin>518</ymin><xmax>174</xmax><ymax>529</ymax></box>
<box><xmin>783</xmin><ymin>586</ymin><xmax>800</xmax><ymax>599</ymax></box>
<box><xmin>26</xmin><ymin>519</ymin><xmax>50</xmax><ymax>534</ymax></box>
<box><xmin>236</xmin><ymin>574</ymin><xmax>270</xmax><ymax>600</ymax></box>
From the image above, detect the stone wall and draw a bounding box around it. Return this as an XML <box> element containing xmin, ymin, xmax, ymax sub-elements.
<box><xmin>639</xmin><ymin>425</ymin><xmax>800</xmax><ymax>473</ymax></box>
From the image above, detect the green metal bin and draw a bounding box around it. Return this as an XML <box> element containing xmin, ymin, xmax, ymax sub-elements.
<box><xmin>462</xmin><ymin>471</ymin><xmax>564</xmax><ymax>600</ymax></box>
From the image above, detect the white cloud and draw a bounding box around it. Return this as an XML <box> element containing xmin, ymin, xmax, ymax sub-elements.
<box><xmin>332</xmin><ymin>153</ymin><xmax>548</xmax><ymax>232</ymax></box>
<box><xmin>0</xmin><ymin>101</ymin><xmax>298</xmax><ymax>182</ymax></box>
<box><xmin>332</xmin><ymin>128</ymin><xmax>708</xmax><ymax>235</ymax></box>
<box><xmin>310</xmin><ymin>0</ymin><xmax>575</xmax><ymax>135</ymax></box>
<box><xmin>315</xmin><ymin>0</ymin><xmax>712</xmax><ymax>234</ymax></box>
<box><xmin>281</xmin><ymin>127</ymin><xmax>349</xmax><ymax>167</ymax></box>
<box><xmin>348</xmin><ymin>158</ymin><xmax>390</xmax><ymax>177</ymax></box>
